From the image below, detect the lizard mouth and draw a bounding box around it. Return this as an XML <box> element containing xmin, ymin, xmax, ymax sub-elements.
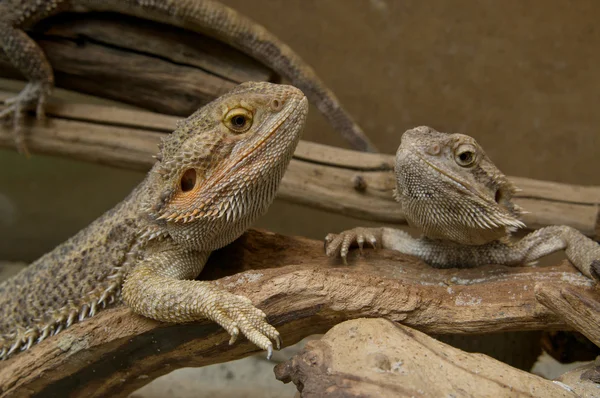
<box><xmin>407</xmin><ymin>149</ymin><xmax>524</xmax><ymax>230</ymax></box>
<box><xmin>204</xmin><ymin>95</ymin><xmax>305</xmax><ymax>188</ymax></box>
<box><xmin>409</xmin><ymin>149</ymin><xmax>493</xmax><ymax>205</ymax></box>
<box><xmin>160</xmin><ymin>95</ymin><xmax>307</xmax><ymax>223</ymax></box>
<box><xmin>229</xmin><ymin>97</ymin><xmax>304</xmax><ymax>168</ymax></box>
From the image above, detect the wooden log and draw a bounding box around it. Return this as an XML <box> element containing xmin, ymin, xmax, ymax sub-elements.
<box><xmin>535</xmin><ymin>284</ymin><xmax>600</xmax><ymax>348</ymax></box>
<box><xmin>1</xmin><ymin>97</ymin><xmax>599</xmax><ymax>238</ymax></box>
<box><xmin>0</xmin><ymin>13</ymin><xmax>277</xmax><ymax>116</ymax></box>
<box><xmin>274</xmin><ymin>318</ymin><xmax>599</xmax><ymax>398</ymax></box>
<box><xmin>0</xmin><ymin>229</ymin><xmax>595</xmax><ymax>397</ymax></box>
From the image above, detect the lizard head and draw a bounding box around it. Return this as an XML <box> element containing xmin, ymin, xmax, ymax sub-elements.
<box><xmin>142</xmin><ymin>82</ymin><xmax>308</xmax><ymax>249</ymax></box>
<box><xmin>394</xmin><ymin>126</ymin><xmax>524</xmax><ymax>245</ymax></box>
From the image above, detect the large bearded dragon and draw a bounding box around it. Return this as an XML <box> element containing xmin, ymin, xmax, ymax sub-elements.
<box><xmin>0</xmin><ymin>0</ymin><xmax>376</xmax><ymax>153</ymax></box>
<box><xmin>0</xmin><ymin>81</ymin><xmax>308</xmax><ymax>360</ymax></box>
<box><xmin>326</xmin><ymin>126</ymin><xmax>600</xmax><ymax>281</ymax></box>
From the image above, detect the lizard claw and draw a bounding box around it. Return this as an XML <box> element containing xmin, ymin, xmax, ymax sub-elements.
<box><xmin>1</xmin><ymin>81</ymin><xmax>50</xmax><ymax>155</ymax></box>
<box><xmin>228</xmin><ymin>326</ymin><xmax>240</xmax><ymax>345</ymax></box>
<box><xmin>324</xmin><ymin>227</ymin><xmax>382</xmax><ymax>264</ymax></box>
<box><xmin>208</xmin><ymin>291</ymin><xmax>281</xmax><ymax>359</ymax></box>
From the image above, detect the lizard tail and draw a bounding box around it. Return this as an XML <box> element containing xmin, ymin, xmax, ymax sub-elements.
<box><xmin>105</xmin><ymin>0</ymin><xmax>378</xmax><ymax>152</ymax></box>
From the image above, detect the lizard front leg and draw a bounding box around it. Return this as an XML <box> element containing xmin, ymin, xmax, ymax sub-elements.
<box><xmin>326</xmin><ymin>226</ymin><xmax>600</xmax><ymax>281</ymax></box>
<box><xmin>325</xmin><ymin>227</ymin><xmax>453</xmax><ymax>265</ymax></box>
<box><xmin>502</xmin><ymin>226</ymin><xmax>600</xmax><ymax>280</ymax></box>
<box><xmin>122</xmin><ymin>248</ymin><xmax>281</xmax><ymax>358</ymax></box>
<box><xmin>325</xmin><ymin>227</ymin><xmax>411</xmax><ymax>264</ymax></box>
<box><xmin>0</xmin><ymin>24</ymin><xmax>53</xmax><ymax>155</ymax></box>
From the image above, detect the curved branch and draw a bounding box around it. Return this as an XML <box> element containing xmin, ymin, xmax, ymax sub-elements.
<box><xmin>535</xmin><ymin>283</ymin><xmax>600</xmax><ymax>347</ymax></box>
<box><xmin>0</xmin><ymin>11</ymin><xmax>598</xmax><ymax>235</ymax></box>
<box><xmin>275</xmin><ymin>318</ymin><xmax>600</xmax><ymax>397</ymax></box>
<box><xmin>0</xmin><ymin>97</ymin><xmax>599</xmax><ymax>237</ymax></box>
<box><xmin>0</xmin><ymin>229</ymin><xmax>594</xmax><ymax>397</ymax></box>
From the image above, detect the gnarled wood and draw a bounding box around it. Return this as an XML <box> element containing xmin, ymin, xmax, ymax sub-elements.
<box><xmin>1</xmin><ymin>96</ymin><xmax>599</xmax><ymax>237</ymax></box>
<box><xmin>275</xmin><ymin>318</ymin><xmax>598</xmax><ymax>398</ymax></box>
<box><xmin>0</xmin><ymin>13</ymin><xmax>276</xmax><ymax>116</ymax></box>
<box><xmin>535</xmin><ymin>284</ymin><xmax>600</xmax><ymax>347</ymax></box>
<box><xmin>0</xmin><ymin>229</ymin><xmax>595</xmax><ymax>397</ymax></box>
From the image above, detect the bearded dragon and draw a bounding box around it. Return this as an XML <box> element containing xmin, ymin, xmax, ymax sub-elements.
<box><xmin>325</xmin><ymin>126</ymin><xmax>600</xmax><ymax>281</ymax></box>
<box><xmin>0</xmin><ymin>81</ymin><xmax>308</xmax><ymax>360</ymax></box>
<box><xmin>0</xmin><ymin>0</ymin><xmax>375</xmax><ymax>154</ymax></box>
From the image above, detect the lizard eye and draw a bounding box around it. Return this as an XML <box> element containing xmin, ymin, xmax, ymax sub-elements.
<box><xmin>455</xmin><ymin>145</ymin><xmax>477</xmax><ymax>167</ymax></box>
<box><xmin>180</xmin><ymin>169</ymin><xmax>197</xmax><ymax>192</ymax></box>
<box><xmin>224</xmin><ymin>108</ymin><xmax>253</xmax><ymax>133</ymax></box>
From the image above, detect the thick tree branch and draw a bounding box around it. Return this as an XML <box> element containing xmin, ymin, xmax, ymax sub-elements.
<box><xmin>535</xmin><ymin>284</ymin><xmax>600</xmax><ymax>347</ymax></box>
<box><xmin>0</xmin><ymin>12</ymin><xmax>598</xmax><ymax>236</ymax></box>
<box><xmin>1</xmin><ymin>97</ymin><xmax>599</xmax><ymax>237</ymax></box>
<box><xmin>0</xmin><ymin>230</ymin><xmax>595</xmax><ymax>397</ymax></box>
<box><xmin>0</xmin><ymin>13</ymin><xmax>277</xmax><ymax>115</ymax></box>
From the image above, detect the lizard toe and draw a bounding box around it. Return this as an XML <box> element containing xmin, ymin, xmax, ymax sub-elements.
<box><xmin>590</xmin><ymin>259</ymin><xmax>600</xmax><ymax>281</ymax></box>
<box><xmin>324</xmin><ymin>234</ymin><xmax>343</xmax><ymax>257</ymax></box>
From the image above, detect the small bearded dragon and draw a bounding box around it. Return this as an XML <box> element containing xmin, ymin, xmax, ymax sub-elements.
<box><xmin>325</xmin><ymin>126</ymin><xmax>600</xmax><ymax>281</ymax></box>
<box><xmin>0</xmin><ymin>0</ymin><xmax>376</xmax><ymax>153</ymax></box>
<box><xmin>0</xmin><ymin>81</ymin><xmax>308</xmax><ymax>360</ymax></box>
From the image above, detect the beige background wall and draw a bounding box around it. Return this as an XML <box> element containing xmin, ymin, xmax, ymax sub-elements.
<box><xmin>222</xmin><ymin>0</ymin><xmax>599</xmax><ymax>185</ymax></box>
<box><xmin>0</xmin><ymin>0</ymin><xmax>598</xmax><ymax>261</ymax></box>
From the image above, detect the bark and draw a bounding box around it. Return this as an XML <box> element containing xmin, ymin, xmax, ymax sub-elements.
<box><xmin>0</xmin><ymin>230</ymin><xmax>596</xmax><ymax>397</ymax></box>
<box><xmin>535</xmin><ymin>284</ymin><xmax>600</xmax><ymax>348</ymax></box>
<box><xmin>274</xmin><ymin>318</ymin><xmax>599</xmax><ymax>398</ymax></box>
<box><xmin>0</xmin><ymin>13</ymin><xmax>276</xmax><ymax>116</ymax></box>
<box><xmin>0</xmin><ymin>12</ymin><xmax>598</xmax><ymax>236</ymax></box>
<box><xmin>0</xmin><ymin>97</ymin><xmax>598</xmax><ymax>238</ymax></box>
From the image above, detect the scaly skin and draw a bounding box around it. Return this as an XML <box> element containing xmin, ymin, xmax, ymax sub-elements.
<box><xmin>325</xmin><ymin>126</ymin><xmax>600</xmax><ymax>281</ymax></box>
<box><xmin>0</xmin><ymin>81</ymin><xmax>308</xmax><ymax>360</ymax></box>
<box><xmin>0</xmin><ymin>0</ymin><xmax>376</xmax><ymax>153</ymax></box>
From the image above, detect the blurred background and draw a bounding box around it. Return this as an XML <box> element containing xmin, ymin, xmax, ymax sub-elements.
<box><xmin>0</xmin><ymin>0</ymin><xmax>598</xmax><ymax>396</ymax></box>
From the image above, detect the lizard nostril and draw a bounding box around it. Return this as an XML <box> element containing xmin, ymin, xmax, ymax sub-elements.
<box><xmin>427</xmin><ymin>144</ymin><xmax>440</xmax><ymax>155</ymax></box>
<box><xmin>180</xmin><ymin>169</ymin><xmax>197</xmax><ymax>192</ymax></box>
<box><xmin>270</xmin><ymin>98</ymin><xmax>283</xmax><ymax>111</ymax></box>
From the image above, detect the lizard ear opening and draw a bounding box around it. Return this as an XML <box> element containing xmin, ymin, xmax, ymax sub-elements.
<box><xmin>180</xmin><ymin>169</ymin><xmax>197</xmax><ymax>192</ymax></box>
<box><xmin>495</xmin><ymin>189</ymin><xmax>503</xmax><ymax>203</ymax></box>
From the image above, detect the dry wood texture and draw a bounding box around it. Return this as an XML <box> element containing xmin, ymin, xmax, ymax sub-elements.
<box><xmin>0</xmin><ymin>13</ymin><xmax>277</xmax><ymax>115</ymax></box>
<box><xmin>274</xmin><ymin>318</ymin><xmax>599</xmax><ymax>398</ymax></box>
<box><xmin>535</xmin><ymin>284</ymin><xmax>600</xmax><ymax>348</ymax></box>
<box><xmin>0</xmin><ymin>229</ymin><xmax>596</xmax><ymax>397</ymax></box>
<box><xmin>0</xmin><ymin>11</ymin><xmax>598</xmax><ymax>235</ymax></box>
<box><xmin>1</xmin><ymin>13</ymin><xmax>600</xmax><ymax>397</ymax></box>
<box><xmin>0</xmin><ymin>95</ymin><xmax>599</xmax><ymax>238</ymax></box>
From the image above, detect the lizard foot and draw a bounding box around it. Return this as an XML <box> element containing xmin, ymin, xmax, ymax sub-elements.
<box><xmin>0</xmin><ymin>81</ymin><xmax>50</xmax><ymax>155</ymax></box>
<box><xmin>325</xmin><ymin>227</ymin><xmax>382</xmax><ymax>264</ymax></box>
<box><xmin>208</xmin><ymin>289</ymin><xmax>282</xmax><ymax>359</ymax></box>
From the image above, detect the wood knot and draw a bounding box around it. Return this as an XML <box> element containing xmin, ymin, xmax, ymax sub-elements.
<box><xmin>352</xmin><ymin>175</ymin><xmax>367</xmax><ymax>192</ymax></box>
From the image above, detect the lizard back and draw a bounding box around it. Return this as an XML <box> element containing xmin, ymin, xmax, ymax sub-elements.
<box><xmin>0</xmin><ymin>185</ymin><xmax>146</xmax><ymax>344</ymax></box>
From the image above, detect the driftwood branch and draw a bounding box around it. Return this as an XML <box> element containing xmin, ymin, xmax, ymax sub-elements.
<box><xmin>0</xmin><ymin>229</ymin><xmax>596</xmax><ymax>397</ymax></box>
<box><xmin>0</xmin><ymin>12</ymin><xmax>598</xmax><ymax>236</ymax></box>
<box><xmin>275</xmin><ymin>318</ymin><xmax>600</xmax><ymax>398</ymax></box>
<box><xmin>1</xmin><ymin>96</ymin><xmax>599</xmax><ymax>238</ymax></box>
<box><xmin>0</xmin><ymin>13</ymin><xmax>276</xmax><ymax>116</ymax></box>
<box><xmin>535</xmin><ymin>284</ymin><xmax>600</xmax><ymax>347</ymax></box>
<box><xmin>0</xmin><ymin>11</ymin><xmax>598</xmax><ymax>398</ymax></box>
